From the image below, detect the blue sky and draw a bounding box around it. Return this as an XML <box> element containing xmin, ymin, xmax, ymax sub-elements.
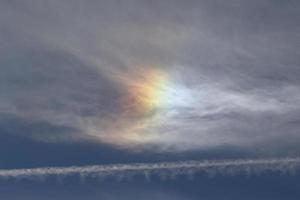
<box><xmin>0</xmin><ymin>0</ymin><xmax>299</xmax><ymax>199</ymax></box>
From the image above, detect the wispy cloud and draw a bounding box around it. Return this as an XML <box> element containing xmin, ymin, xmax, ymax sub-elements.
<box><xmin>0</xmin><ymin>0</ymin><xmax>299</xmax><ymax>152</ymax></box>
<box><xmin>1</xmin><ymin>157</ymin><xmax>299</xmax><ymax>181</ymax></box>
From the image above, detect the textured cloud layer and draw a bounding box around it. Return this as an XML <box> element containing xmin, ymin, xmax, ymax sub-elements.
<box><xmin>0</xmin><ymin>0</ymin><xmax>299</xmax><ymax>152</ymax></box>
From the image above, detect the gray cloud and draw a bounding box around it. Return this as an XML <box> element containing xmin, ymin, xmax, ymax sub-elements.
<box><xmin>0</xmin><ymin>0</ymin><xmax>299</xmax><ymax>152</ymax></box>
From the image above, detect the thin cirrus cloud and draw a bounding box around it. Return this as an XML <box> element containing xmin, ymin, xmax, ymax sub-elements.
<box><xmin>0</xmin><ymin>157</ymin><xmax>299</xmax><ymax>182</ymax></box>
<box><xmin>0</xmin><ymin>0</ymin><xmax>299</xmax><ymax>152</ymax></box>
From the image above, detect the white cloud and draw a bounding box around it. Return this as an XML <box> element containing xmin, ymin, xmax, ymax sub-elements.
<box><xmin>0</xmin><ymin>157</ymin><xmax>299</xmax><ymax>181</ymax></box>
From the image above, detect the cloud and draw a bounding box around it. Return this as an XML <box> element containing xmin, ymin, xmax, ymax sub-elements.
<box><xmin>0</xmin><ymin>0</ymin><xmax>299</xmax><ymax>152</ymax></box>
<box><xmin>0</xmin><ymin>157</ymin><xmax>299</xmax><ymax>181</ymax></box>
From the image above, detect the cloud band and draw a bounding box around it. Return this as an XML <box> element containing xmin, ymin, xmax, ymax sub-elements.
<box><xmin>0</xmin><ymin>157</ymin><xmax>299</xmax><ymax>181</ymax></box>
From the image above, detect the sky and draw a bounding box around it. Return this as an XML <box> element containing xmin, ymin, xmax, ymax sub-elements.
<box><xmin>0</xmin><ymin>0</ymin><xmax>299</xmax><ymax>199</ymax></box>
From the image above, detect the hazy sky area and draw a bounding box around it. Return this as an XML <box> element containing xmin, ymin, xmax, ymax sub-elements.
<box><xmin>0</xmin><ymin>0</ymin><xmax>299</xmax><ymax>199</ymax></box>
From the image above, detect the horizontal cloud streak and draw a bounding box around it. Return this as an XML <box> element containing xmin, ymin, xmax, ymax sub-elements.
<box><xmin>1</xmin><ymin>157</ymin><xmax>299</xmax><ymax>181</ymax></box>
